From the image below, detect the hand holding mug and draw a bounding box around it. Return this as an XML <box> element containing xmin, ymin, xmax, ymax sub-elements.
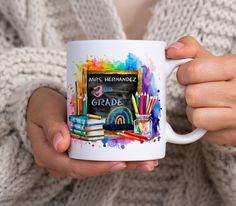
<box><xmin>167</xmin><ymin>36</ymin><xmax>236</xmax><ymax>146</ymax></box>
<box><xmin>26</xmin><ymin>88</ymin><xmax>158</xmax><ymax>178</ymax></box>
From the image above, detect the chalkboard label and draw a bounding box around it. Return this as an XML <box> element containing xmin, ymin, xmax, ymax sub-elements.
<box><xmin>85</xmin><ymin>70</ymin><xmax>141</xmax><ymax>130</ymax></box>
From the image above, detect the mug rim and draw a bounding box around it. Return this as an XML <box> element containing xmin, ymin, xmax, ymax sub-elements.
<box><xmin>67</xmin><ymin>39</ymin><xmax>167</xmax><ymax>46</ymax></box>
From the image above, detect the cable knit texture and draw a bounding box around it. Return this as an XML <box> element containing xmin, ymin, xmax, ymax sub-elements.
<box><xmin>0</xmin><ymin>0</ymin><xmax>236</xmax><ymax>205</ymax></box>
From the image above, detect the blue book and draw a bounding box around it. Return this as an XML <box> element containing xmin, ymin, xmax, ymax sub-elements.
<box><xmin>71</xmin><ymin>123</ymin><xmax>103</xmax><ymax>131</ymax></box>
<box><xmin>69</xmin><ymin>115</ymin><xmax>106</xmax><ymax>125</ymax></box>
<box><xmin>71</xmin><ymin>129</ymin><xmax>104</xmax><ymax>137</ymax></box>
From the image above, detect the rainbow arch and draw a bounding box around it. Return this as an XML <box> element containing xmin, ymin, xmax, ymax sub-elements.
<box><xmin>106</xmin><ymin>106</ymin><xmax>134</xmax><ymax>125</ymax></box>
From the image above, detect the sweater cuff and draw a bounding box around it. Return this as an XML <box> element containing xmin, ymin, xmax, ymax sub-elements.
<box><xmin>12</xmin><ymin>79</ymin><xmax>66</xmax><ymax>153</ymax></box>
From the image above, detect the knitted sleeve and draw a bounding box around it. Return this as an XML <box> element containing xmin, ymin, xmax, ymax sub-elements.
<box><xmin>201</xmin><ymin>140</ymin><xmax>236</xmax><ymax>205</ymax></box>
<box><xmin>0</xmin><ymin>48</ymin><xmax>74</xmax><ymax>205</ymax></box>
<box><xmin>1</xmin><ymin>48</ymin><xmax>67</xmax><ymax>153</ymax></box>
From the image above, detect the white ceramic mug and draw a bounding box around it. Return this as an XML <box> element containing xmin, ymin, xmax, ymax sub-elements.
<box><xmin>67</xmin><ymin>40</ymin><xmax>206</xmax><ymax>161</ymax></box>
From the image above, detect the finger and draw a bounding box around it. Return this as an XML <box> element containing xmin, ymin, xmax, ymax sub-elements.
<box><xmin>31</xmin><ymin>123</ymin><xmax>127</xmax><ymax>177</ymax></box>
<box><xmin>166</xmin><ymin>35</ymin><xmax>213</xmax><ymax>59</ymax></box>
<box><xmin>203</xmin><ymin>129</ymin><xmax>236</xmax><ymax>146</ymax></box>
<box><xmin>29</xmin><ymin>122</ymin><xmax>73</xmax><ymax>174</ymax></box>
<box><xmin>185</xmin><ymin>81</ymin><xmax>232</xmax><ymax>108</ymax></box>
<box><xmin>42</xmin><ymin>118</ymin><xmax>71</xmax><ymax>153</ymax></box>
<box><xmin>177</xmin><ymin>56</ymin><xmax>235</xmax><ymax>85</ymax></box>
<box><xmin>125</xmin><ymin>160</ymin><xmax>158</xmax><ymax>172</ymax></box>
<box><xmin>186</xmin><ymin>106</ymin><xmax>235</xmax><ymax>131</ymax></box>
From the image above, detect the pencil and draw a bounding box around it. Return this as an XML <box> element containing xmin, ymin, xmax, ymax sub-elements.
<box><xmin>131</xmin><ymin>94</ymin><xmax>139</xmax><ymax>114</ymax></box>
<box><xmin>82</xmin><ymin>95</ymin><xmax>87</xmax><ymax>115</ymax></box>
<box><xmin>75</xmin><ymin>81</ymin><xmax>79</xmax><ymax>115</ymax></box>
<box><xmin>149</xmin><ymin>96</ymin><xmax>157</xmax><ymax>114</ymax></box>
<box><xmin>122</xmin><ymin>131</ymin><xmax>148</xmax><ymax>140</ymax></box>
<box><xmin>146</xmin><ymin>96</ymin><xmax>153</xmax><ymax>114</ymax></box>
<box><xmin>79</xmin><ymin>96</ymin><xmax>83</xmax><ymax>115</ymax></box>
<box><xmin>148</xmin><ymin>96</ymin><xmax>157</xmax><ymax>114</ymax></box>
<box><xmin>117</xmin><ymin>132</ymin><xmax>144</xmax><ymax>142</ymax></box>
<box><xmin>87</xmin><ymin>114</ymin><xmax>102</xmax><ymax>119</ymax></box>
<box><xmin>140</xmin><ymin>92</ymin><xmax>144</xmax><ymax>115</ymax></box>
<box><xmin>147</xmin><ymin>96</ymin><xmax>155</xmax><ymax>114</ymax></box>
<box><xmin>135</xmin><ymin>91</ymin><xmax>139</xmax><ymax>108</ymax></box>
<box><xmin>145</xmin><ymin>93</ymin><xmax>149</xmax><ymax>113</ymax></box>
<box><xmin>143</xmin><ymin>92</ymin><xmax>147</xmax><ymax>113</ymax></box>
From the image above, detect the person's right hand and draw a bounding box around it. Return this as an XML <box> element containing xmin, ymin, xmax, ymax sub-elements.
<box><xmin>26</xmin><ymin>87</ymin><xmax>158</xmax><ymax>178</ymax></box>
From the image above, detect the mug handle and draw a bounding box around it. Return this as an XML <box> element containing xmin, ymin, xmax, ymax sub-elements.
<box><xmin>164</xmin><ymin>58</ymin><xmax>206</xmax><ymax>144</ymax></box>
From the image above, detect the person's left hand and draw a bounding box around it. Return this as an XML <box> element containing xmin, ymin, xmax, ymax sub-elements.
<box><xmin>166</xmin><ymin>36</ymin><xmax>236</xmax><ymax>146</ymax></box>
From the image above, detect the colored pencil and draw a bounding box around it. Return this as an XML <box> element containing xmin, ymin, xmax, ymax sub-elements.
<box><xmin>147</xmin><ymin>97</ymin><xmax>155</xmax><ymax>114</ymax></box>
<box><xmin>122</xmin><ymin>131</ymin><xmax>148</xmax><ymax>140</ymax></box>
<box><xmin>131</xmin><ymin>94</ymin><xmax>139</xmax><ymax>114</ymax></box>
<box><xmin>148</xmin><ymin>96</ymin><xmax>157</xmax><ymax>114</ymax></box>
<box><xmin>117</xmin><ymin>132</ymin><xmax>144</xmax><ymax>142</ymax></box>
<box><xmin>140</xmin><ymin>92</ymin><xmax>144</xmax><ymax>115</ymax></box>
<box><xmin>138</xmin><ymin>94</ymin><xmax>140</xmax><ymax>111</ymax></box>
<box><xmin>146</xmin><ymin>96</ymin><xmax>153</xmax><ymax>114</ymax></box>
<box><xmin>82</xmin><ymin>95</ymin><xmax>87</xmax><ymax>115</ymax></box>
<box><xmin>87</xmin><ymin>114</ymin><xmax>102</xmax><ymax>119</ymax></box>
<box><xmin>135</xmin><ymin>92</ymin><xmax>139</xmax><ymax>108</ymax></box>
<box><xmin>79</xmin><ymin>96</ymin><xmax>83</xmax><ymax>115</ymax></box>
<box><xmin>145</xmin><ymin>93</ymin><xmax>149</xmax><ymax>113</ymax></box>
<box><xmin>149</xmin><ymin>96</ymin><xmax>158</xmax><ymax>114</ymax></box>
<box><xmin>75</xmin><ymin>81</ymin><xmax>79</xmax><ymax>115</ymax></box>
<box><xmin>143</xmin><ymin>92</ymin><xmax>147</xmax><ymax>112</ymax></box>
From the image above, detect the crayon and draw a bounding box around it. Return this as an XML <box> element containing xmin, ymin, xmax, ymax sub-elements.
<box><xmin>87</xmin><ymin>114</ymin><xmax>102</xmax><ymax>119</ymax></box>
<box><xmin>131</xmin><ymin>94</ymin><xmax>139</xmax><ymax>114</ymax></box>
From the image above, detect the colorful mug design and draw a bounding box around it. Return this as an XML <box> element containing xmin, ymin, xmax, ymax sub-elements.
<box><xmin>67</xmin><ymin>40</ymin><xmax>206</xmax><ymax>161</ymax></box>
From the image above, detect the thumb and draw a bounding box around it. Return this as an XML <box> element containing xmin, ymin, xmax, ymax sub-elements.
<box><xmin>166</xmin><ymin>36</ymin><xmax>213</xmax><ymax>59</ymax></box>
<box><xmin>43</xmin><ymin>116</ymin><xmax>71</xmax><ymax>153</ymax></box>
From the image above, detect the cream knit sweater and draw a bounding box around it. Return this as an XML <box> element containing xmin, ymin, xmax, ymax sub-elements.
<box><xmin>1</xmin><ymin>0</ymin><xmax>236</xmax><ymax>206</ymax></box>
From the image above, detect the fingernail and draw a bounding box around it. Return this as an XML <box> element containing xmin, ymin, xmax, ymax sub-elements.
<box><xmin>53</xmin><ymin>132</ymin><xmax>63</xmax><ymax>151</ymax></box>
<box><xmin>167</xmin><ymin>42</ymin><xmax>185</xmax><ymax>49</ymax></box>
<box><xmin>109</xmin><ymin>163</ymin><xmax>126</xmax><ymax>173</ymax></box>
<box><xmin>154</xmin><ymin>160</ymin><xmax>159</xmax><ymax>167</ymax></box>
<box><xmin>136</xmin><ymin>164</ymin><xmax>154</xmax><ymax>172</ymax></box>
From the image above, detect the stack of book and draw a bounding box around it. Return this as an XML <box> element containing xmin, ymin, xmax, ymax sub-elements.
<box><xmin>69</xmin><ymin>115</ymin><xmax>106</xmax><ymax>141</ymax></box>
